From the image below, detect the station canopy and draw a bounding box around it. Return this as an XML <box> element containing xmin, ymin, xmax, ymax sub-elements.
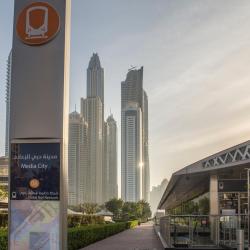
<box><xmin>158</xmin><ymin>140</ymin><xmax>250</xmax><ymax>210</ymax></box>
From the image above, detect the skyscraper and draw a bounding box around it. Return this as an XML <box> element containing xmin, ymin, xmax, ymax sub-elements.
<box><xmin>122</xmin><ymin>102</ymin><xmax>143</xmax><ymax>202</ymax></box>
<box><xmin>150</xmin><ymin>179</ymin><xmax>168</xmax><ymax>215</ymax></box>
<box><xmin>5</xmin><ymin>51</ymin><xmax>12</xmax><ymax>157</ymax></box>
<box><xmin>80</xmin><ymin>53</ymin><xmax>105</xmax><ymax>204</ymax></box>
<box><xmin>81</xmin><ymin>96</ymin><xmax>103</xmax><ymax>204</ymax></box>
<box><xmin>103</xmin><ymin>114</ymin><xmax>118</xmax><ymax>201</ymax></box>
<box><xmin>103</xmin><ymin>121</ymin><xmax>108</xmax><ymax>202</ymax></box>
<box><xmin>87</xmin><ymin>53</ymin><xmax>104</xmax><ymax>107</ymax></box>
<box><xmin>121</xmin><ymin>67</ymin><xmax>150</xmax><ymax>202</ymax></box>
<box><xmin>143</xmin><ymin>91</ymin><xmax>150</xmax><ymax>201</ymax></box>
<box><xmin>68</xmin><ymin>111</ymin><xmax>88</xmax><ymax>206</ymax></box>
<box><xmin>121</xmin><ymin>67</ymin><xmax>143</xmax><ymax>111</ymax></box>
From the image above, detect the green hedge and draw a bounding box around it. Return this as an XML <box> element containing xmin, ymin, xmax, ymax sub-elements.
<box><xmin>0</xmin><ymin>220</ymin><xmax>138</xmax><ymax>250</ymax></box>
<box><xmin>68</xmin><ymin>220</ymin><xmax>138</xmax><ymax>250</ymax></box>
<box><xmin>68</xmin><ymin>214</ymin><xmax>104</xmax><ymax>228</ymax></box>
<box><xmin>0</xmin><ymin>229</ymin><xmax>7</xmax><ymax>250</ymax></box>
<box><xmin>0</xmin><ymin>214</ymin><xmax>8</xmax><ymax>228</ymax></box>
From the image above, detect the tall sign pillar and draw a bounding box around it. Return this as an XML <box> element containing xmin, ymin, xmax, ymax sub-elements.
<box><xmin>8</xmin><ymin>1</ymin><xmax>71</xmax><ymax>249</ymax></box>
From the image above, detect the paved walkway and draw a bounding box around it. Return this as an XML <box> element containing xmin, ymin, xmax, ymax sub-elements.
<box><xmin>81</xmin><ymin>222</ymin><xmax>164</xmax><ymax>250</ymax></box>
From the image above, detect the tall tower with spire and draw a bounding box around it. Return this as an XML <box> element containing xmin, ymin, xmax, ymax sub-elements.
<box><xmin>74</xmin><ymin>53</ymin><xmax>119</xmax><ymax>204</ymax></box>
<box><xmin>87</xmin><ymin>53</ymin><xmax>104</xmax><ymax>106</ymax></box>
<box><xmin>81</xmin><ymin>53</ymin><xmax>104</xmax><ymax>204</ymax></box>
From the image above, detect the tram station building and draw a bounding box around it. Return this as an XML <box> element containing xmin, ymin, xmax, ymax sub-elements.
<box><xmin>158</xmin><ymin>140</ymin><xmax>250</xmax><ymax>216</ymax></box>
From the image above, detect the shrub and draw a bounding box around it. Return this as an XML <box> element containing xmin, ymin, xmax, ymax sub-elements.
<box><xmin>0</xmin><ymin>229</ymin><xmax>7</xmax><ymax>250</ymax></box>
<box><xmin>68</xmin><ymin>221</ymin><xmax>138</xmax><ymax>250</ymax></box>
<box><xmin>67</xmin><ymin>214</ymin><xmax>104</xmax><ymax>228</ymax></box>
<box><xmin>126</xmin><ymin>220</ymin><xmax>138</xmax><ymax>229</ymax></box>
<box><xmin>0</xmin><ymin>214</ymin><xmax>8</xmax><ymax>228</ymax></box>
<box><xmin>0</xmin><ymin>220</ymin><xmax>139</xmax><ymax>250</ymax></box>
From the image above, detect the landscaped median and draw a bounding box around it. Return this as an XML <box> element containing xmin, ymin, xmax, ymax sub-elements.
<box><xmin>0</xmin><ymin>220</ymin><xmax>138</xmax><ymax>250</ymax></box>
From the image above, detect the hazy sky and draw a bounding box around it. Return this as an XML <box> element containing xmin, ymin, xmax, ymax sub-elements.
<box><xmin>1</xmin><ymin>1</ymin><xmax>250</xmax><ymax>193</ymax></box>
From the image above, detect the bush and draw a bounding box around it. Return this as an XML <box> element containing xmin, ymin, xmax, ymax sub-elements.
<box><xmin>68</xmin><ymin>220</ymin><xmax>138</xmax><ymax>250</ymax></box>
<box><xmin>0</xmin><ymin>220</ymin><xmax>139</xmax><ymax>250</ymax></box>
<box><xmin>68</xmin><ymin>214</ymin><xmax>104</xmax><ymax>228</ymax></box>
<box><xmin>0</xmin><ymin>229</ymin><xmax>7</xmax><ymax>250</ymax></box>
<box><xmin>0</xmin><ymin>214</ymin><xmax>8</xmax><ymax>228</ymax></box>
<box><xmin>126</xmin><ymin>220</ymin><xmax>138</xmax><ymax>229</ymax></box>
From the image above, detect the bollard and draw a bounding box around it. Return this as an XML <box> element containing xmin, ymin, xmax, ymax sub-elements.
<box><xmin>236</xmin><ymin>229</ymin><xmax>244</xmax><ymax>250</ymax></box>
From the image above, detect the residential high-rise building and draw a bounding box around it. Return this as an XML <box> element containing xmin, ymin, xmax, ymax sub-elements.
<box><xmin>103</xmin><ymin>114</ymin><xmax>118</xmax><ymax>201</ymax></box>
<box><xmin>74</xmin><ymin>53</ymin><xmax>119</xmax><ymax>205</ymax></box>
<box><xmin>143</xmin><ymin>91</ymin><xmax>150</xmax><ymax>201</ymax></box>
<box><xmin>81</xmin><ymin>97</ymin><xmax>103</xmax><ymax>204</ymax></box>
<box><xmin>103</xmin><ymin>121</ymin><xmax>108</xmax><ymax>202</ymax></box>
<box><xmin>121</xmin><ymin>67</ymin><xmax>150</xmax><ymax>202</ymax></box>
<box><xmin>87</xmin><ymin>53</ymin><xmax>104</xmax><ymax>106</ymax></box>
<box><xmin>150</xmin><ymin>179</ymin><xmax>168</xmax><ymax>215</ymax></box>
<box><xmin>121</xmin><ymin>67</ymin><xmax>143</xmax><ymax>111</ymax></box>
<box><xmin>79</xmin><ymin>53</ymin><xmax>106</xmax><ymax>204</ymax></box>
<box><xmin>122</xmin><ymin>102</ymin><xmax>143</xmax><ymax>202</ymax></box>
<box><xmin>5</xmin><ymin>51</ymin><xmax>12</xmax><ymax>157</ymax></box>
<box><xmin>68</xmin><ymin>111</ymin><xmax>88</xmax><ymax>206</ymax></box>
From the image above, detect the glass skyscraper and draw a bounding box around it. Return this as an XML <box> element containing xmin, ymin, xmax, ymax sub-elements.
<box><xmin>121</xmin><ymin>67</ymin><xmax>150</xmax><ymax>202</ymax></box>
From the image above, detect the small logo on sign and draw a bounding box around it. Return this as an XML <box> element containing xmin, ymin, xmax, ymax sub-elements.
<box><xmin>12</xmin><ymin>192</ymin><xmax>17</xmax><ymax>199</ymax></box>
<box><xmin>16</xmin><ymin>2</ymin><xmax>60</xmax><ymax>45</ymax></box>
<box><xmin>29</xmin><ymin>178</ymin><xmax>40</xmax><ymax>189</ymax></box>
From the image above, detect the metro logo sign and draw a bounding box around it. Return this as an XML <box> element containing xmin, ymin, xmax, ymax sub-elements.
<box><xmin>16</xmin><ymin>2</ymin><xmax>60</xmax><ymax>45</ymax></box>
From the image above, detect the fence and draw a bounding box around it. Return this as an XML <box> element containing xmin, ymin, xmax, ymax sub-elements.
<box><xmin>159</xmin><ymin>214</ymin><xmax>248</xmax><ymax>248</ymax></box>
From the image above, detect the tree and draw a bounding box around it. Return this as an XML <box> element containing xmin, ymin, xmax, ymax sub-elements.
<box><xmin>68</xmin><ymin>204</ymin><xmax>83</xmax><ymax>212</ymax></box>
<box><xmin>121</xmin><ymin>201</ymin><xmax>152</xmax><ymax>221</ymax></box>
<box><xmin>187</xmin><ymin>200</ymin><xmax>199</xmax><ymax>214</ymax></box>
<box><xmin>137</xmin><ymin>200</ymin><xmax>152</xmax><ymax>220</ymax></box>
<box><xmin>82</xmin><ymin>203</ymin><xmax>99</xmax><ymax>214</ymax></box>
<box><xmin>105</xmin><ymin>198</ymin><xmax>123</xmax><ymax>219</ymax></box>
<box><xmin>198</xmin><ymin>197</ymin><xmax>209</xmax><ymax>215</ymax></box>
<box><xmin>122</xmin><ymin>202</ymin><xmax>139</xmax><ymax>220</ymax></box>
<box><xmin>0</xmin><ymin>185</ymin><xmax>7</xmax><ymax>201</ymax></box>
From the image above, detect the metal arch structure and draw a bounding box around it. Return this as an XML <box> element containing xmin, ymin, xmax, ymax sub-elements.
<box><xmin>203</xmin><ymin>142</ymin><xmax>250</xmax><ymax>168</ymax></box>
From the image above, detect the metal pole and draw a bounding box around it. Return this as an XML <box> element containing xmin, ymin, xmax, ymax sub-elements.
<box><xmin>247</xmin><ymin>168</ymin><xmax>250</xmax><ymax>250</ymax></box>
<box><xmin>247</xmin><ymin>169</ymin><xmax>250</xmax><ymax>250</ymax></box>
<box><xmin>189</xmin><ymin>216</ymin><xmax>192</xmax><ymax>246</ymax></box>
<box><xmin>237</xmin><ymin>229</ymin><xmax>244</xmax><ymax>250</ymax></box>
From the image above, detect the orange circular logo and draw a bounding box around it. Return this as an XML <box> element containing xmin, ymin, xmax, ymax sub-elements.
<box><xmin>29</xmin><ymin>178</ymin><xmax>40</xmax><ymax>189</ymax></box>
<box><xmin>16</xmin><ymin>2</ymin><xmax>60</xmax><ymax>46</ymax></box>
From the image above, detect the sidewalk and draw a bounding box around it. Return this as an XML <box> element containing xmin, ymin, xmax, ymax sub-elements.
<box><xmin>81</xmin><ymin>222</ymin><xmax>164</xmax><ymax>250</ymax></box>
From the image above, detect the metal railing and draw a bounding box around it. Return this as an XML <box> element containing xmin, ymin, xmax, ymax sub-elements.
<box><xmin>158</xmin><ymin>214</ymin><xmax>248</xmax><ymax>248</ymax></box>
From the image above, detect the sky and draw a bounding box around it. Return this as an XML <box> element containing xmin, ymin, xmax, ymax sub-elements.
<box><xmin>1</xmin><ymin>0</ymin><xmax>250</xmax><ymax>194</ymax></box>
